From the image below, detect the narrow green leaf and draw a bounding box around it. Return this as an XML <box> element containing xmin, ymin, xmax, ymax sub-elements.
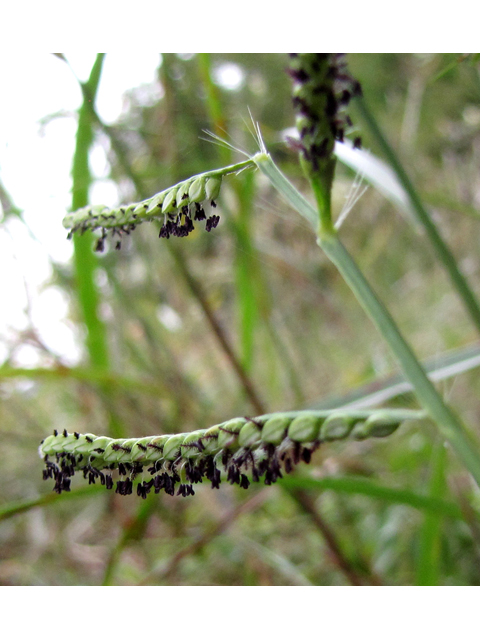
<box><xmin>354</xmin><ymin>96</ymin><xmax>480</xmax><ymax>336</ymax></box>
<box><xmin>0</xmin><ymin>486</ymin><xmax>103</xmax><ymax>522</ymax></box>
<box><xmin>280</xmin><ymin>475</ymin><xmax>463</xmax><ymax>520</ymax></box>
<box><xmin>415</xmin><ymin>442</ymin><xmax>447</xmax><ymax>585</ymax></box>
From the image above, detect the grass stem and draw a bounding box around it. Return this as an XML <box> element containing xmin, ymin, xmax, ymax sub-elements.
<box><xmin>355</xmin><ymin>97</ymin><xmax>480</xmax><ymax>335</ymax></box>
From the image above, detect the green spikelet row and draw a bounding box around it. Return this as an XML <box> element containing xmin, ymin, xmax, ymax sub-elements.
<box><xmin>62</xmin><ymin>159</ymin><xmax>254</xmax><ymax>251</ymax></box>
<box><xmin>39</xmin><ymin>409</ymin><xmax>424</xmax><ymax>498</ymax></box>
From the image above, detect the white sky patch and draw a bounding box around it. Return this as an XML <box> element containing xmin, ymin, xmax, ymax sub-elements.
<box><xmin>0</xmin><ymin>53</ymin><xmax>161</xmax><ymax>366</ymax></box>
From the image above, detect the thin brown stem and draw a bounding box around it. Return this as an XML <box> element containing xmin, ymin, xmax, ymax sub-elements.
<box><xmin>138</xmin><ymin>490</ymin><xmax>269</xmax><ymax>584</ymax></box>
<box><xmin>169</xmin><ymin>243</ymin><xmax>266</xmax><ymax>415</ymax></box>
<box><xmin>288</xmin><ymin>489</ymin><xmax>382</xmax><ymax>586</ymax></box>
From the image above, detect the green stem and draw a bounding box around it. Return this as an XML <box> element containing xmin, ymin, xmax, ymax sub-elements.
<box><xmin>306</xmin><ymin>160</ymin><xmax>336</xmax><ymax>235</ymax></box>
<box><xmin>355</xmin><ymin>97</ymin><xmax>480</xmax><ymax>335</ymax></box>
<box><xmin>287</xmin><ymin>488</ymin><xmax>372</xmax><ymax>585</ymax></box>
<box><xmin>252</xmin><ymin>152</ymin><xmax>319</xmax><ymax>230</ymax></box>
<box><xmin>254</xmin><ymin>152</ymin><xmax>480</xmax><ymax>487</ymax></box>
<box><xmin>69</xmin><ymin>54</ymin><xmax>124</xmax><ymax>438</ymax></box>
<box><xmin>169</xmin><ymin>243</ymin><xmax>266</xmax><ymax>415</ymax></box>
<box><xmin>71</xmin><ymin>54</ymin><xmax>109</xmax><ymax>371</ymax></box>
<box><xmin>415</xmin><ymin>440</ymin><xmax>447</xmax><ymax>585</ymax></box>
<box><xmin>279</xmin><ymin>475</ymin><xmax>463</xmax><ymax>520</ymax></box>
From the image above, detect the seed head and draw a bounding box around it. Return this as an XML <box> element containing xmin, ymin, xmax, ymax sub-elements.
<box><xmin>39</xmin><ymin>409</ymin><xmax>419</xmax><ymax>498</ymax></box>
<box><xmin>289</xmin><ymin>53</ymin><xmax>362</xmax><ymax>170</ymax></box>
<box><xmin>63</xmin><ymin>171</ymin><xmax>228</xmax><ymax>252</ymax></box>
<box><xmin>288</xmin><ymin>54</ymin><xmax>362</xmax><ymax>220</ymax></box>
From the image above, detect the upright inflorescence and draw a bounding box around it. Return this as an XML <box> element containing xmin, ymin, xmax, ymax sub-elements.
<box><xmin>288</xmin><ymin>54</ymin><xmax>362</xmax><ymax>221</ymax></box>
<box><xmin>289</xmin><ymin>53</ymin><xmax>362</xmax><ymax>166</ymax></box>
<box><xmin>39</xmin><ymin>409</ymin><xmax>423</xmax><ymax>498</ymax></box>
<box><xmin>62</xmin><ymin>160</ymin><xmax>254</xmax><ymax>251</ymax></box>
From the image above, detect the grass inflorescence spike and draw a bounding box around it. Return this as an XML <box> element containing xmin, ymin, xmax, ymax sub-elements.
<box><xmin>39</xmin><ymin>409</ymin><xmax>424</xmax><ymax>498</ymax></box>
<box><xmin>63</xmin><ymin>160</ymin><xmax>254</xmax><ymax>252</ymax></box>
<box><xmin>288</xmin><ymin>53</ymin><xmax>362</xmax><ymax>232</ymax></box>
<box><xmin>288</xmin><ymin>53</ymin><xmax>362</xmax><ymax>169</ymax></box>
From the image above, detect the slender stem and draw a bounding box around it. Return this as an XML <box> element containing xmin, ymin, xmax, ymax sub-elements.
<box><xmin>255</xmin><ymin>152</ymin><xmax>480</xmax><ymax>487</ymax></box>
<box><xmin>71</xmin><ymin>54</ymin><xmax>109</xmax><ymax>371</ymax></box>
<box><xmin>68</xmin><ymin>54</ymin><xmax>126</xmax><ymax>439</ymax></box>
<box><xmin>0</xmin><ymin>486</ymin><xmax>102</xmax><ymax>522</ymax></box>
<box><xmin>169</xmin><ymin>243</ymin><xmax>266</xmax><ymax>415</ymax></box>
<box><xmin>415</xmin><ymin>440</ymin><xmax>446</xmax><ymax>585</ymax></box>
<box><xmin>253</xmin><ymin>152</ymin><xmax>319</xmax><ymax>230</ymax></box>
<box><xmin>355</xmin><ymin>97</ymin><xmax>480</xmax><ymax>335</ymax></box>
<box><xmin>288</xmin><ymin>488</ymin><xmax>381</xmax><ymax>585</ymax></box>
<box><xmin>280</xmin><ymin>475</ymin><xmax>464</xmax><ymax>520</ymax></box>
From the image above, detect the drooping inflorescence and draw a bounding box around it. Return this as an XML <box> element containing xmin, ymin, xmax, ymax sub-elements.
<box><xmin>63</xmin><ymin>160</ymin><xmax>254</xmax><ymax>252</ymax></box>
<box><xmin>39</xmin><ymin>409</ymin><xmax>424</xmax><ymax>498</ymax></box>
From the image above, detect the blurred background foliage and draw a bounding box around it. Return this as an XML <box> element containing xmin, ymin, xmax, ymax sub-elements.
<box><xmin>2</xmin><ymin>53</ymin><xmax>480</xmax><ymax>585</ymax></box>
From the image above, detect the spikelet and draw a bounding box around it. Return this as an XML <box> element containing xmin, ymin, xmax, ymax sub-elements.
<box><xmin>39</xmin><ymin>409</ymin><xmax>424</xmax><ymax>498</ymax></box>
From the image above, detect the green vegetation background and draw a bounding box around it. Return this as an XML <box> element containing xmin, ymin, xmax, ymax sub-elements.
<box><xmin>2</xmin><ymin>53</ymin><xmax>480</xmax><ymax>586</ymax></box>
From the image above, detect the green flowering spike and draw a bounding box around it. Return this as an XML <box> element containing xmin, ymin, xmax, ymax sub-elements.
<box><xmin>122</xmin><ymin>438</ymin><xmax>140</xmax><ymax>455</ymax></box>
<box><xmin>63</xmin><ymin>159</ymin><xmax>254</xmax><ymax>249</ymax></box>
<box><xmin>133</xmin><ymin>200</ymin><xmax>150</xmax><ymax>215</ymax></box>
<box><xmin>319</xmin><ymin>413</ymin><xmax>356</xmax><ymax>441</ymax></box>
<box><xmin>51</xmin><ymin>432</ymin><xmax>75</xmax><ymax>453</ymax></box>
<box><xmin>289</xmin><ymin>53</ymin><xmax>362</xmax><ymax>231</ymax></box>
<box><xmin>39</xmin><ymin>434</ymin><xmax>58</xmax><ymax>455</ymax></box>
<box><xmin>39</xmin><ymin>409</ymin><xmax>425</xmax><ymax>498</ymax></box>
<box><xmin>63</xmin><ymin>204</ymin><xmax>110</xmax><ymax>230</ymax></box>
<box><xmin>129</xmin><ymin>437</ymin><xmax>153</xmax><ymax>462</ymax></box>
<box><xmin>261</xmin><ymin>415</ymin><xmax>291</xmax><ymax>444</ymax></box>
<box><xmin>205</xmin><ymin>176</ymin><xmax>222</xmax><ymax>203</ymax></box>
<box><xmin>350</xmin><ymin>417</ymin><xmax>402</xmax><ymax>440</ymax></box>
<box><xmin>60</xmin><ymin>433</ymin><xmax>79</xmax><ymax>451</ymax></box>
<box><xmin>288</xmin><ymin>414</ymin><xmax>322</xmax><ymax>442</ymax></box>
<box><xmin>86</xmin><ymin>435</ymin><xmax>112</xmax><ymax>454</ymax></box>
<box><xmin>188</xmin><ymin>176</ymin><xmax>207</xmax><ymax>203</ymax></box>
<box><xmin>350</xmin><ymin>421</ymin><xmax>372</xmax><ymax>440</ymax></box>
